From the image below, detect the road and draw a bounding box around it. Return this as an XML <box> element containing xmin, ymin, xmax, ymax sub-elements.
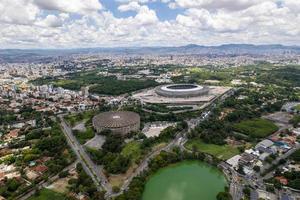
<box><xmin>58</xmin><ymin>89</ymin><xmax>234</xmax><ymax>199</ymax></box>
<box><xmin>17</xmin><ymin>161</ymin><xmax>78</xmax><ymax>200</ymax></box>
<box><xmin>59</xmin><ymin>114</ymin><xmax>185</xmax><ymax>199</ymax></box>
<box><xmin>59</xmin><ymin>115</ymin><xmax>112</xmax><ymax>195</ymax></box>
<box><xmin>109</xmin><ymin>132</ymin><xmax>184</xmax><ymax>197</ymax></box>
<box><xmin>262</xmin><ymin>143</ymin><xmax>300</xmax><ymax>177</ymax></box>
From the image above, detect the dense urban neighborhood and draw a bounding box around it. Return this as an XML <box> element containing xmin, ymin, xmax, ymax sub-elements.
<box><xmin>0</xmin><ymin>50</ymin><xmax>300</xmax><ymax>200</ymax></box>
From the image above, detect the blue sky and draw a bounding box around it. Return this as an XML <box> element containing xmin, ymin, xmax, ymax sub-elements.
<box><xmin>101</xmin><ymin>0</ymin><xmax>183</xmax><ymax>20</ymax></box>
<box><xmin>0</xmin><ymin>0</ymin><xmax>299</xmax><ymax>48</ymax></box>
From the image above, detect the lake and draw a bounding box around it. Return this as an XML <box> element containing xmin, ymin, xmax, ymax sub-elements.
<box><xmin>142</xmin><ymin>161</ymin><xmax>227</xmax><ymax>200</ymax></box>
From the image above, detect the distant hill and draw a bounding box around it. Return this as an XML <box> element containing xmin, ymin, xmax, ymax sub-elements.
<box><xmin>1</xmin><ymin>44</ymin><xmax>300</xmax><ymax>63</ymax></box>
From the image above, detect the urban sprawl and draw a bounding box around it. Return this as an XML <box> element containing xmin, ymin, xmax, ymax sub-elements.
<box><xmin>0</xmin><ymin>53</ymin><xmax>300</xmax><ymax>200</ymax></box>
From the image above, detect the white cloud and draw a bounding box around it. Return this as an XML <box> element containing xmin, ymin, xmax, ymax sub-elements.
<box><xmin>37</xmin><ymin>15</ymin><xmax>63</xmax><ymax>28</ymax></box>
<box><xmin>172</xmin><ymin>0</ymin><xmax>265</xmax><ymax>11</ymax></box>
<box><xmin>118</xmin><ymin>2</ymin><xmax>141</xmax><ymax>12</ymax></box>
<box><xmin>0</xmin><ymin>0</ymin><xmax>39</xmax><ymax>25</ymax></box>
<box><xmin>33</xmin><ymin>0</ymin><xmax>103</xmax><ymax>15</ymax></box>
<box><xmin>135</xmin><ymin>6</ymin><xmax>159</xmax><ymax>25</ymax></box>
<box><xmin>0</xmin><ymin>0</ymin><xmax>300</xmax><ymax>48</ymax></box>
<box><xmin>116</xmin><ymin>0</ymin><xmax>155</xmax><ymax>3</ymax></box>
<box><xmin>284</xmin><ymin>0</ymin><xmax>300</xmax><ymax>13</ymax></box>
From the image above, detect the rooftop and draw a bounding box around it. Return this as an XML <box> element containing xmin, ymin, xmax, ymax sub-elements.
<box><xmin>93</xmin><ymin>111</ymin><xmax>140</xmax><ymax>128</ymax></box>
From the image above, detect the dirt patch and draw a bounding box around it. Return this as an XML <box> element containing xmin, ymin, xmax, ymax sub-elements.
<box><xmin>108</xmin><ymin>164</ymin><xmax>138</xmax><ymax>187</ymax></box>
<box><xmin>46</xmin><ymin>168</ymin><xmax>78</xmax><ymax>193</ymax></box>
<box><xmin>219</xmin><ymin>108</ymin><xmax>235</xmax><ymax>120</ymax></box>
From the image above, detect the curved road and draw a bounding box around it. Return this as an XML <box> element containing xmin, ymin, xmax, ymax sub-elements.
<box><xmin>57</xmin><ymin>90</ymin><xmax>230</xmax><ymax>199</ymax></box>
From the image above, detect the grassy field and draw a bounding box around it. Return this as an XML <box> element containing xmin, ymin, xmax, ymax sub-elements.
<box><xmin>294</xmin><ymin>104</ymin><xmax>300</xmax><ymax>111</ymax></box>
<box><xmin>233</xmin><ymin>118</ymin><xmax>278</xmax><ymax>138</ymax></box>
<box><xmin>121</xmin><ymin>141</ymin><xmax>142</xmax><ymax>164</ymax></box>
<box><xmin>185</xmin><ymin>139</ymin><xmax>240</xmax><ymax>160</ymax></box>
<box><xmin>74</xmin><ymin>126</ymin><xmax>95</xmax><ymax>144</ymax></box>
<box><xmin>28</xmin><ymin>189</ymin><xmax>66</xmax><ymax>200</ymax></box>
<box><xmin>64</xmin><ymin>110</ymin><xmax>95</xmax><ymax>126</ymax></box>
<box><xmin>64</xmin><ymin>111</ymin><xmax>96</xmax><ymax>144</ymax></box>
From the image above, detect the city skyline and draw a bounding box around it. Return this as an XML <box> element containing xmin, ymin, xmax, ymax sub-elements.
<box><xmin>1</xmin><ymin>0</ymin><xmax>300</xmax><ymax>49</ymax></box>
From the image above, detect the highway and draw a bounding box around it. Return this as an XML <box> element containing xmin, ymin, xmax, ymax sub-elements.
<box><xmin>58</xmin><ymin>106</ymin><xmax>213</xmax><ymax>199</ymax></box>
<box><xmin>59</xmin><ymin>115</ymin><xmax>112</xmax><ymax>195</ymax></box>
<box><xmin>57</xmin><ymin>90</ymin><xmax>233</xmax><ymax>199</ymax></box>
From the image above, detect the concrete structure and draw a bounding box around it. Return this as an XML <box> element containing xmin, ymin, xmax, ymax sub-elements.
<box><xmin>226</xmin><ymin>155</ymin><xmax>241</xmax><ymax>169</ymax></box>
<box><xmin>255</xmin><ymin>139</ymin><xmax>274</xmax><ymax>150</ymax></box>
<box><xmin>155</xmin><ymin>84</ymin><xmax>209</xmax><ymax>98</ymax></box>
<box><xmin>142</xmin><ymin>122</ymin><xmax>176</xmax><ymax>138</ymax></box>
<box><xmin>133</xmin><ymin>84</ymin><xmax>231</xmax><ymax>105</ymax></box>
<box><xmin>92</xmin><ymin>111</ymin><xmax>140</xmax><ymax>135</ymax></box>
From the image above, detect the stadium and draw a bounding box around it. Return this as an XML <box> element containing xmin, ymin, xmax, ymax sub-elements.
<box><xmin>132</xmin><ymin>83</ymin><xmax>231</xmax><ymax>107</ymax></box>
<box><xmin>155</xmin><ymin>84</ymin><xmax>209</xmax><ymax>98</ymax></box>
<box><xmin>92</xmin><ymin>111</ymin><xmax>140</xmax><ymax>135</ymax></box>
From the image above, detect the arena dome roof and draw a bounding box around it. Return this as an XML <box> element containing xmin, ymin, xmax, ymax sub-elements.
<box><xmin>92</xmin><ymin>111</ymin><xmax>140</xmax><ymax>129</ymax></box>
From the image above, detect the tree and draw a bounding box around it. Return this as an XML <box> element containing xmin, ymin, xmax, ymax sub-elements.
<box><xmin>253</xmin><ymin>165</ymin><xmax>260</xmax><ymax>173</ymax></box>
<box><xmin>59</xmin><ymin>170</ymin><xmax>69</xmax><ymax>178</ymax></box>
<box><xmin>237</xmin><ymin>165</ymin><xmax>245</xmax><ymax>175</ymax></box>
<box><xmin>217</xmin><ymin>191</ymin><xmax>232</xmax><ymax>200</ymax></box>
<box><xmin>102</xmin><ymin>134</ymin><xmax>124</xmax><ymax>153</ymax></box>
<box><xmin>243</xmin><ymin>187</ymin><xmax>251</xmax><ymax>198</ymax></box>
<box><xmin>290</xmin><ymin>149</ymin><xmax>300</xmax><ymax>162</ymax></box>
<box><xmin>112</xmin><ymin>186</ymin><xmax>120</xmax><ymax>193</ymax></box>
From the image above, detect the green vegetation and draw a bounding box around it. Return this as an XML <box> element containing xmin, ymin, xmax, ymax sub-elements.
<box><xmin>188</xmin><ymin>118</ymin><xmax>230</xmax><ymax>145</ymax></box>
<box><xmin>89</xmin><ymin>78</ymin><xmax>157</xmax><ymax>95</ymax></box>
<box><xmin>256</xmin><ymin>66</ymin><xmax>300</xmax><ymax>87</ymax></box>
<box><xmin>289</xmin><ymin>115</ymin><xmax>300</xmax><ymax>127</ymax></box>
<box><xmin>65</xmin><ymin>111</ymin><xmax>96</xmax><ymax>144</ymax></box>
<box><xmin>0</xmin><ymin>178</ymin><xmax>22</xmax><ymax>198</ymax></box>
<box><xmin>143</xmin><ymin>103</ymin><xmax>193</xmax><ymax>113</ymax></box>
<box><xmin>31</xmin><ymin>71</ymin><xmax>158</xmax><ymax>95</ymax></box>
<box><xmin>172</xmin><ymin>67</ymin><xmax>233</xmax><ymax>85</ymax></box>
<box><xmin>28</xmin><ymin>189</ymin><xmax>66</xmax><ymax>200</ymax></box>
<box><xmin>64</xmin><ymin>110</ymin><xmax>95</xmax><ymax>126</ymax></box>
<box><xmin>183</xmin><ymin>64</ymin><xmax>299</xmax><ymax>165</ymax></box>
<box><xmin>271</xmin><ymin>170</ymin><xmax>300</xmax><ymax>190</ymax></box>
<box><xmin>217</xmin><ymin>191</ymin><xmax>232</xmax><ymax>200</ymax></box>
<box><xmin>294</xmin><ymin>104</ymin><xmax>300</xmax><ymax>111</ymax></box>
<box><xmin>86</xmin><ymin>133</ymin><xmax>130</xmax><ymax>174</ymax></box>
<box><xmin>233</xmin><ymin>118</ymin><xmax>278</xmax><ymax>138</ymax></box>
<box><xmin>290</xmin><ymin>149</ymin><xmax>300</xmax><ymax>162</ymax></box>
<box><xmin>116</xmin><ymin>148</ymin><xmax>221</xmax><ymax>200</ymax></box>
<box><xmin>73</xmin><ymin>126</ymin><xmax>95</xmax><ymax>144</ymax></box>
<box><xmin>185</xmin><ymin>139</ymin><xmax>240</xmax><ymax>160</ymax></box>
<box><xmin>121</xmin><ymin>141</ymin><xmax>142</xmax><ymax>164</ymax></box>
<box><xmin>0</xmin><ymin>106</ymin><xmax>50</xmax><ymax>127</ymax></box>
<box><xmin>86</xmin><ymin>123</ymin><xmax>187</xmax><ymax>174</ymax></box>
<box><xmin>68</xmin><ymin>163</ymin><xmax>105</xmax><ymax>199</ymax></box>
<box><xmin>0</xmin><ymin>109</ymin><xmax>16</xmax><ymax>125</ymax></box>
<box><xmin>28</xmin><ymin>122</ymin><xmax>75</xmax><ymax>173</ymax></box>
<box><xmin>0</xmin><ymin>108</ymin><xmax>76</xmax><ymax>199</ymax></box>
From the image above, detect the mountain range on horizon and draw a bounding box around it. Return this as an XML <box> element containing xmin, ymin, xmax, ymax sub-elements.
<box><xmin>1</xmin><ymin>44</ymin><xmax>300</xmax><ymax>63</ymax></box>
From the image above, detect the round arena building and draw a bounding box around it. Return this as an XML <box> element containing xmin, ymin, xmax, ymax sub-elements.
<box><xmin>155</xmin><ymin>84</ymin><xmax>209</xmax><ymax>98</ymax></box>
<box><xmin>92</xmin><ymin>111</ymin><xmax>140</xmax><ymax>135</ymax></box>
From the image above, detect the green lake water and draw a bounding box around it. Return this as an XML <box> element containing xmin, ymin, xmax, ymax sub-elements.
<box><xmin>142</xmin><ymin>161</ymin><xmax>227</xmax><ymax>200</ymax></box>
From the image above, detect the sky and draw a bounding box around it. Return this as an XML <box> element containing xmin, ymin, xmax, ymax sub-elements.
<box><xmin>0</xmin><ymin>0</ymin><xmax>299</xmax><ymax>49</ymax></box>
